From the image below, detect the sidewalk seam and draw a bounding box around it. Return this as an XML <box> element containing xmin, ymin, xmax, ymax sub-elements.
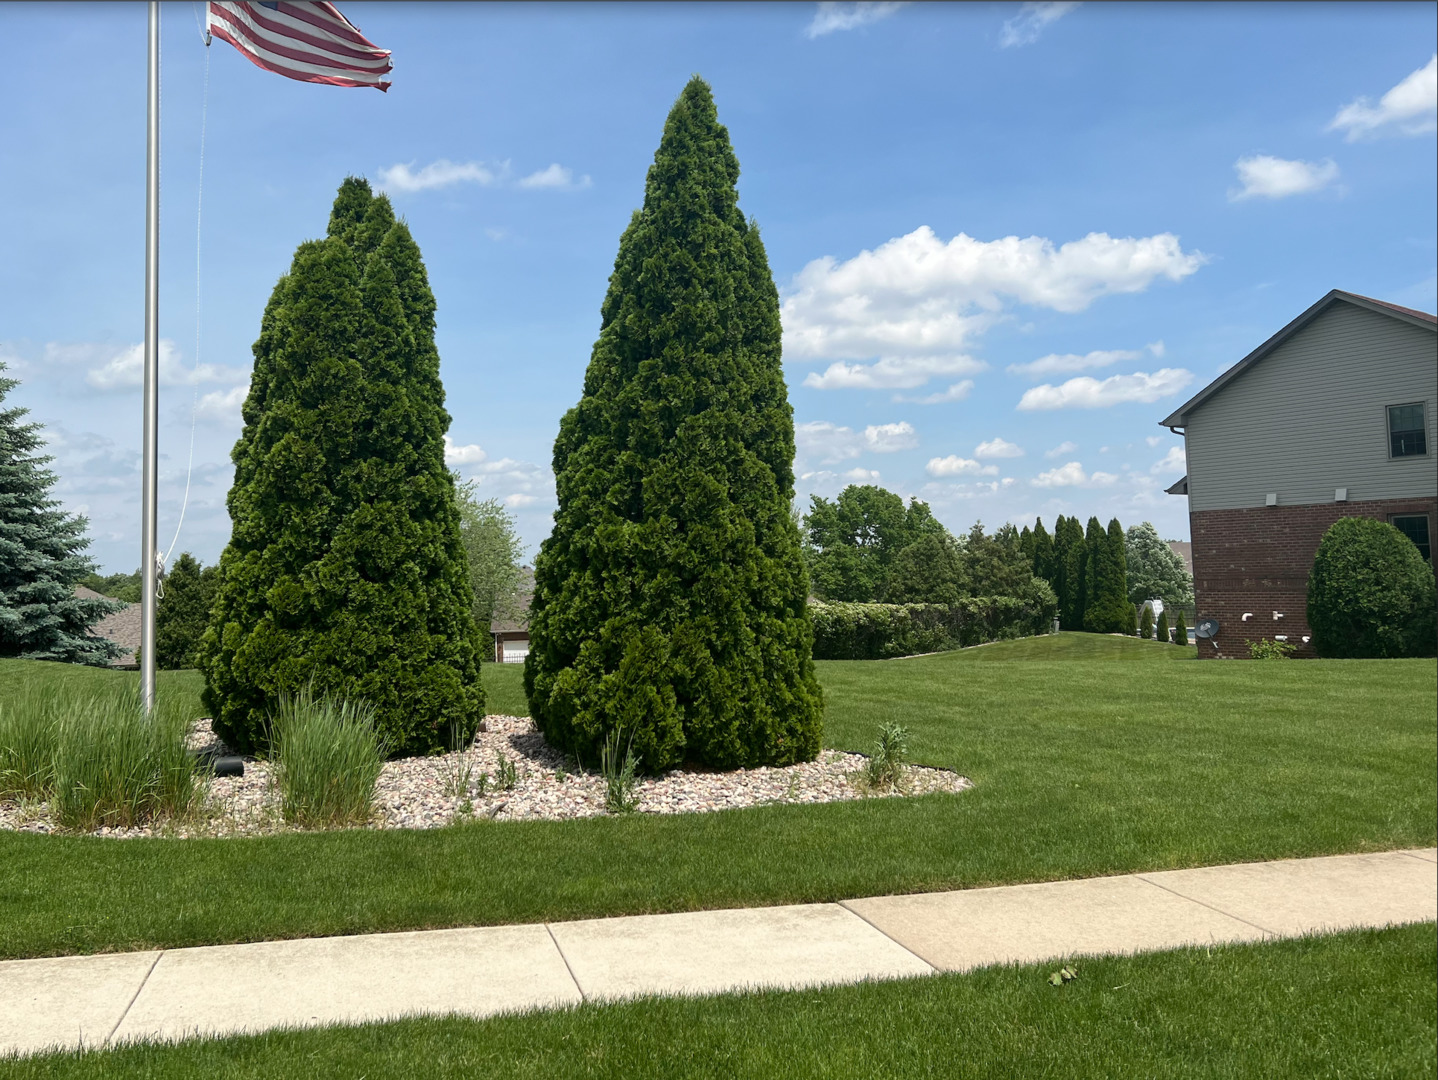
<box><xmin>1132</xmin><ymin>875</ymin><xmax>1277</xmax><ymax>936</ymax></box>
<box><xmin>104</xmin><ymin>950</ymin><xmax>163</xmax><ymax>1047</ymax></box>
<box><xmin>1398</xmin><ymin>850</ymin><xmax>1438</xmax><ymax>864</ymax></box>
<box><xmin>835</xmin><ymin>902</ymin><xmax>938</xmax><ymax>973</ymax></box>
<box><xmin>544</xmin><ymin>924</ymin><xmax>587</xmax><ymax>1003</ymax></box>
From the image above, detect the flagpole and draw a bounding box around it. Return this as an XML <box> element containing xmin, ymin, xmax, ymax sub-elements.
<box><xmin>141</xmin><ymin>0</ymin><xmax>160</xmax><ymax>712</ymax></box>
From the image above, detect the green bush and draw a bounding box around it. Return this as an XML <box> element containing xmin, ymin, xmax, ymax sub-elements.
<box><xmin>155</xmin><ymin>553</ymin><xmax>220</xmax><ymax>670</ymax></box>
<box><xmin>1173</xmin><ymin>608</ymin><xmax>1188</xmax><ymax>646</ymax></box>
<box><xmin>1155</xmin><ymin>608</ymin><xmax>1169</xmax><ymax>644</ymax></box>
<box><xmin>1247</xmin><ymin>638</ymin><xmax>1297</xmax><ymax>660</ymax></box>
<box><xmin>1307</xmin><ymin>517</ymin><xmax>1437</xmax><ymax>659</ymax></box>
<box><xmin>199</xmin><ymin>179</ymin><xmax>485</xmax><ymax>758</ymax></box>
<box><xmin>271</xmin><ymin>687</ymin><xmax>384</xmax><ymax>829</ymax></box>
<box><xmin>1139</xmin><ymin>605</ymin><xmax>1154</xmax><ymax>639</ymax></box>
<box><xmin>525</xmin><ymin>78</ymin><xmax>822</xmax><ymax>774</ymax></box>
<box><xmin>809</xmin><ymin>593</ymin><xmax>1056</xmax><ymax>660</ymax></box>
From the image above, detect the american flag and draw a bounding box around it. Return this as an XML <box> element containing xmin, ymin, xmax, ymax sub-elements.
<box><xmin>207</xmin><ymin>2</ymin><xmax>393</xmax><ymax>91</ymax></box>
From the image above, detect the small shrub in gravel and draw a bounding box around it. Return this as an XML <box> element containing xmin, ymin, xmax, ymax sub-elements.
<box><xmin>601</xmin><ymin>729</ymin><xmax>639</xmax><ymax>814</ymax></box>
<box><xmin>860</xmin><ymin>723</ymin><xmax>910</xmax><ymax>793</ymax></box>
<box><xmin>271</xmin><ymin>688</ymin><xmax>383</xmax><ymax>829</ymax></box>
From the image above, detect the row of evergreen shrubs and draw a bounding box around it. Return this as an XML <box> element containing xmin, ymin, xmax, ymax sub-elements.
<box><xmin>809</xmin><ymin>595</ymin><xmax>1057</xmax><ymax>660</ymax></box>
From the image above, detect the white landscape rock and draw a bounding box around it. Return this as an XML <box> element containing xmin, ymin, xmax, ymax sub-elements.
<box><xmin>1</xmin><ymin>715</ymin><xmax>970</xmax><ymax>839</ymax></box>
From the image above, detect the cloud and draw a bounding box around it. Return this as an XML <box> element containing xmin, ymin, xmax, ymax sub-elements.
<box><xmin>926</xmin><ymin>455</ymin><xmax>1000</xmax><ymax>478</ymax></box>
<box><xmin>782</xmin><ymin>226</ymin><xmax>1203</xmax><ymax>390</ymax></box>
<box><xmin>443</xmin><ymin>435</ymin><xmax>488</xmax><ymax>466</ymax></box>
<box><xmin>517</xmin><ymin>164</ymin><xmax>592</xmax><ymax>190</ymax></box>
<box><xmin>999</xmin><ymin>2</ymin><xmax>1080</xmax><ymax>48</ymax></box>
<box><xmin>805</xmin><ymin>1</ymin><xmax>906</xmax><ymax>38</ymax></box>
<box><xmin>1230</xmin><ymin>155</ymin><xmax>1339</xmax><ymax>201</ymax></box>
<box><xmin>1150</xmin><ymin>445</ymin><xmax>1186</xmax><ymax>474</ymax></box>
<box><xmin>1007</xmin><ymin>347</ymin><xmax>1139</xmax><ymax>378</ymax></box>
<box><xmin>895</xmin><ymin>379</ymin><xmax>975</xmax><ymax>405</ymax></box>
<box><xmin>1031</xmin><ymin>461</ymin><xmax>1115</xmax><ymax>488</ymax></box>
<box><xmin>1145</xmin><ymin>435</ymin><xmax>1162</xmax><ymax>447</ymax></box>
<box><xmin>842</xmin><ymin>467</ymin><xmax>882</xmax><ymax>483</ymax></box>
<box><xmin>196</xmin><ymin>383</ymin><xmax>248</xmax><ymax>423</ymax></box>
<box><xmin>504</xmin><ymin>493</ymin><xmax>539</xmax><ymax>508</ymax></box>
<box><xmin>1045</xmin><ymin>440</ymin><xmax>1077</xmax><ymax>458</ymax></box>
<box><xmin>804</xmin><ymin>355</ymin><xmax>985</xmax><ymax>391</ymax></box>
<box><xmin>796</xmin><ymin>420</ymin><xmax>917</xmax><ymax>463</ymax></box>
<box><xmin>1329</xmin><ymin>54</ymin><xmax>1437</xmax><ymax>141</ymax></box>
<box><xmin>376</xmin><ymin>159</ymin><xmax>502</xmax><ymax>193</ymax></box>
<box><xmin>975</xmin><ymin>437</ymin><xmax>1024</xmax><ymax>459</ymax></box>
<box><xmin>1016</xmin><ymin>368</ymin><xmax>1194</xmax><ymax>410</ymax></box>
<box><xmin>46</xmin><ymin>341</ymin><xmax>249</xmax><ymax>393</ymax></box>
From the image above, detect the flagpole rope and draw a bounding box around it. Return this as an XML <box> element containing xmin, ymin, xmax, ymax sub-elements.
<box><xmin>163</xmin><ymin>35</ymin><xmax>211</xmax><ymax>567</ymax></box>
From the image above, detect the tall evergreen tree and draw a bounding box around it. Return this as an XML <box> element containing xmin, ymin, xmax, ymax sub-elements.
<box><xmin>1078</xmin><ymin>516</ymin><xmax>1107</xmax><ymax>632</ymax></box>
<box><xmin>1031</xmin><ymin>516</ymin><xmax>1054</xmax><ymax>584</ymax></box>
<box><xmin>154</xmin><ymin>553</ymin><xmax>220</xmax><ymax>670</ymax></box>
<box><xmin>1057</xmin><ymin>515</ymin><xmax>1088</xmax><ymax>630</ymax></box>
<box><xmin>524</xmin><ymin>78</ymin><xmax>823</xmax><ymax>773</ymax></box>
<box><xmin>0</xmin><ymin>364</ymin><xmax>122</xmax><ymax>665</ymax></box>
<box><xmin>199</xmin><ymin>179</ymin><xmax>484</xmax><ymax>756</ymax></box>
<box><xmin>1084</xmin><ymin>516</ymin><xmax>1132</xmax><ymax>634</ymax></box>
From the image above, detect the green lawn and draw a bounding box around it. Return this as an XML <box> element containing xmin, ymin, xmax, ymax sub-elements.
<box><xmin>0</xmin><ymin>635</ymin><xmax>1433</xmax><ymax>960</ymax></box>
<box><xmin>8</xmin><ymin>924</ymin><xmax>1433</xmax><ymax>1079</ymax></box>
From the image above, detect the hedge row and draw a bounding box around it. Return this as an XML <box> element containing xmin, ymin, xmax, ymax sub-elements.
<box><xmin>809</xmin><ymin>595</ymin><xmax>1056</xmax><ymax>660</ymax></box>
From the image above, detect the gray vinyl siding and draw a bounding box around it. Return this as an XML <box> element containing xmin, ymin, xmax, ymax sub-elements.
<box><xmin>1185</xmin><ymin>302</ymin><xmax>1438</xmax><ymax>512</ymax></box>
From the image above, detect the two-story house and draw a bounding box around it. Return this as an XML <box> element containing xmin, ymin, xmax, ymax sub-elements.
<box><xmin>1161</xmin><ymin>289</ymin><xmax>1437</xmax><ymax>658</ymax></box>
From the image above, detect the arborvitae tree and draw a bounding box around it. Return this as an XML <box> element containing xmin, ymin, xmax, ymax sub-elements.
<box><xmin>1018</xmin><ymin>525</ymin><xmax>1034</xmax><ymax>567</ymax></box>
<box><xmin>0</xmin><ymin>363</ymin><xmax>123</xmax><ymax>665</ymax></box>
<box><xmin>524</xmin><ymin>78</ymin><xmax>823</xmax><ymax>773</ymax></box>
<box><xmin>1155</xmin><ymin>607</ymin><xmax>1169</xmax><ymax>644</ymax></box>
<box><xmin>154</xmin><ymin>553</ymin><xmax>220</xmax><ymax>669</ymax></box>
<box><xmin>1055</xmin><ymin>515</ymin><xmax>1087</xmax><ymax>630</ymax></box>
<box><xmin>199</xmin><ymin>178</ymin><xmax>484</xmax><ymax>757</ymax></box>
<box><xmin>1139</xmin><ymin>604</ymin><xmax>1154</xmax><ymax>639</ymax></box>
<box><xmin>1307</xmin><ymin>517</ymin><xmax>1437</xmax><ymax>658</ymax></box>
<box><xmin>1031</xmin><ymin>516</ymin><xmax>1054</xmax><ymax>584</ymax></box>
<box><xmin>1085</xmin><ymin>516</ymin><xmax>1132</xmax><ymax>634</ymax></box>
<box><xmin>1173</xmin><ymin>608</ymin><xmax>1188</xmax><ymax>647</ymax></box>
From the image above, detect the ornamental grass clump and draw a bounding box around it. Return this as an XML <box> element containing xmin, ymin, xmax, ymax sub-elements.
<box><xmin>861</xmin><ymin>723</ymin><xmax>910</xmax><ymax>793</ymax></box>
<box><xmin>271</xmin><ymin>688</ymin><xmax>383</xmax><ymax>829</ymax></box>
<box><xmin>0</xmin><ymin>684</ymin><xmax>59</xmax><ymax>799</ymax></box>
<box><xmin>600</xmin><ymin>729</ymin><xmax>640</xmax><ymax>814</ymax></box>
<box><xmin>47</xmin><ymin>689</ymin><xmax>202</xmax><ymax>831</ymax></box>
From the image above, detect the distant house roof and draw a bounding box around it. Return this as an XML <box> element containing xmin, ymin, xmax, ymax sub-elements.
<box><xmin>1159</xmin><ymin>290</ymin><xmax>1437</xmax><ymax>430</ymax></box>
<box><xmin>76</xmin><ymin>586</ymin><xmax>141</xmax><ymax>667</ymax></box>
<box><xmin>490</xmin><ymin>567</ymin><xmax>534</xmax><ymax>636</ymax></box>
<box><xmin>1167</xmin><ymin>540</ymin><xmax>1193</xmax><ymax>577</ymax></box>
<box><xmin>1165</xmin><ymin>474</ymin><xmax>1188</xmax><ymax>496</ymax></box>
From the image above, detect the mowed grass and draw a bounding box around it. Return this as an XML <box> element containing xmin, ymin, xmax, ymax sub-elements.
<box><xmin>0</xmin><ymin>634</ymin><xmax>1433</xmax><ymax>959</ymax></box>
<box><xmin>9</xmin><ymin>925</ymin><xmax>1434</xmax><ymax>1079</ymax></box>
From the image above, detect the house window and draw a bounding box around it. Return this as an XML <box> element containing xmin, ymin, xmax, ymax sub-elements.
<box><xmin>1390</xmin><ymin>514</ymin><xmax>1432</xmax><ymax>562</ymax></box>
<box><xmin>1387</xmin><ymin>403</ymin><xmax>1427</xmax><ymax>458</ymax></box>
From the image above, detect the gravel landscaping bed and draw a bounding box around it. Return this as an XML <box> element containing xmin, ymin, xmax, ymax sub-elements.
<box><xmin>1</xmin><ymin>715</ymin><xmax>970</xmax><ymax>839</ymax></box>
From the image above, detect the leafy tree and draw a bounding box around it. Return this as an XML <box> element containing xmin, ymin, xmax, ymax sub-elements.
<box><xmin>1307</xmin><ymin>517</ymin><xmax>1437</xmax><ymax>658</ymax></box>
<box><xmin>1139</xmin><ymin>603</ymin><xmax>1153</xmax><ymax>639</ymax></box>
<box><xmin>454</xmin><ymin>477</ymin><xmax>525</xmax><ymax>629</ymax></box>
<box><xmin>882</xmin><ymin>530</ymin><xmax>966</xmax><ymax>605</ymax></box>
<box><xmin>199</xmin><ymin>178</ymin><xmax>485</xmax><ymax>757</ymax></box>
<box><xmin>1083</xmin><ymin>517</ymin><xmax>1131</xmax><ymax>634</ymax></box>
<box><xmin>1124</xmin><ymin>521</ymin><xmax>1193</xmax><ymax>608</ymax></box>
<box><xmin>154</xmin><ymin>553</ymin><xmax>220</xmax><ymax>669</ymax></box>
<box><xmin>1155</xmin><ymin>606</ymin><xmax>1169</xmax><ymax>644</ymax></box>
<box><xmin>0</xmin><ymin>363</ymin><xmax>122</xmax><ymax>665</ymax></box>
<box><xmin>805</xmin><ymin>485</ymin><xmax>944</xmax><ymax>602</ymax></box>
<box><xmin>80</xmin><ymin>569</ymin><xmax>142</xmax><ymax>603</ymax></box>
<box><xmin>1173</xmin><ymin>608</ymin><xmax>1187</xmax><ymax>647</ymax></box>
<box><xmin>524</xmin><ymin>78</ymin><xmax>823</xmax><ymax>774</ymax></box>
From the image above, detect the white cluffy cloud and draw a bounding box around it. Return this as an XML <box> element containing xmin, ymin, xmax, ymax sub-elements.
<box><xmin>1017</xmin><ymin>368</ymin><xmax>1194</xmax><ymax>410</ymax></box>
<box><xmin>1330</xmin><ymin>54</ymin><xmax>1437</xmax><ymax>141</ymax></box>
<box><xmin>796</xmin><ymin>420</ymin><xmax>918</xmax><ymax>463</ymax></box>
<box><xmin>974</xmin><ymin>437</ymin><xmax>1024</xmax><ymax>459</ymax></box>
<box><xmin>1007</xmin><ymin>341</ymin><xmax>1164</xmax><ymax>378</ymax></box>
<box><xmin>783</xmin><ymin>226</ymin><xmax>1203</xmax><ymax>391</ymax></box>
<box><xmin>806</xmin><ymin>2</ymin><xmax>907</xmax><ymax>39</ymax></box>
<box><xmin>1045</xmin><ymin>440</ymin><xmax>1077</xmax><ymax>458</ymax></box>
<box><xmin>1230</xmin><ymin>155</ymin><xmax>1339</xmax><ymax>201</ymax></box>
<box><xmin>377</xmin><ymin>159</ymin><xmax>590</xmax><ymax>194</ymax></box>
<box><xmin>896</xmin><ymin>379</ymin><xmax>975</xmax><ymax>405</ymax></box>
<box><xmin>1150</xmin><ymin>445</ymin><xmax>1186</xmax><ymax>474</ymax></box>
<box><xmin>1031</xmin><ymin>461</ymin><xmax>1117</xmax><ymax>488</ymax></box>
<box><xmin>927</xmin><ymin>455</ymin><xmax>999</xmax><ymax>478</ymax></box>
<box><xmin>196</xmin><ymin>383</ymin><xmax>248</xmax><ymax>424</ymax></box>
<box><xmin>45</xmin><ymin>340</ymin><xmax>249</xmax><ymax>393</ymax></box>
<box><xmin>1000</xmin><ymin>2</ymin><xmax>1080</xmax><ymax>48</ymax></box>
<box><xmin>443</xmin><ymin>434</ymin><xmax>489</xmax><ymax>466</ymax></box>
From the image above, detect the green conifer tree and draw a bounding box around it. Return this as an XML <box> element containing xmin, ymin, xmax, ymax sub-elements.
<box><xmin>199</xmin><ymin>179</ymin><xmax>484</xmax><ymax>756</ymax></box>
<box><xmin>1053</xmin><ymin>515</ymin><xmax>1086</xmax><ymax>630</ymax></box>
<box><xmin>1155</xmin><ymin>606</ymin><xmax>1169</xmax><ymax>644</ymax></box>
<box><xmin>1173</xmin><ymin>608</ymin><xmax>1188</xmax><ymax>647</ymax></box>
<box><xmin>525</xmin><ymin>78</ymin><xmax>823</xmax><ymax>773</ymax></box>
<box><xmin>1031</xmin><ymin>516</ymin><xmax>1054</xmax><ymax>584</ymax></box>
<box><xmin>1084</xmin><ymin>516</ymin><xmax>1132</xmax><ymax>634</ymax></box>
<box><xmin>155</xmin><ymin>553</ymin><xmax>220</xmax><ymax>669</ymax></box>
<box><xmin>0</xmin><ymin>363</ymin><xmax>123</xmax><ymax>664</ymax></box>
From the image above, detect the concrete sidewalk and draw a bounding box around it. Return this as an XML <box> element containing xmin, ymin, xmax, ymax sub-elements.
<box><xmin>3</xmin><ymin>848</ymin><xmax>1434</xmax><ymax>1058</ymax></box>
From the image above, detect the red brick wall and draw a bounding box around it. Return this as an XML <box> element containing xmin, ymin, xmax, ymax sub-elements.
<box><xmin>1188</xmin><ymin>497</ymin><xmax>1437</xmax><ymax>658</ymax></box>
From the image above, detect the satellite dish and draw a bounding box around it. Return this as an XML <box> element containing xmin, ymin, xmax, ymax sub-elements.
<box><xmin>1195</xmin><ymin>618</ymin><xmax>1219</xmax><ymax>639</ymax></box>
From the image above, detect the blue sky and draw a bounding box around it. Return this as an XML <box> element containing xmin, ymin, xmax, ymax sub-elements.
<box><xmin>3</xmin><ymin>2</ymin><xmax>1435</xmax><ymax>573</ymax></box>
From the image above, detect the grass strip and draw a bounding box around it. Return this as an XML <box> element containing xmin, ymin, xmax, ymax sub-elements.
<box><xmin>7</xmin><ymin>924</ymin><xmax>1434</xmax><ymax>1079</ymax></box>
<box><xmin>0</xmin><ymin>638</ymin><xmax>1433</xmax><ymax>959</ymax></box>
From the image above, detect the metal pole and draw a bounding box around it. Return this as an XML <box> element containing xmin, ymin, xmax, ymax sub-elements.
<box><xmin>141</xmin><ymin>0</ymin><xmax>160</xmax><ymax>712</ymax></box>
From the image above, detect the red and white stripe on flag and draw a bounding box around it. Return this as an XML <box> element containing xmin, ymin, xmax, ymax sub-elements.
<box><xmin>207</xmin><ymin>2</ymin><xmax>392</xmax><ymax>91</ymax></box>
